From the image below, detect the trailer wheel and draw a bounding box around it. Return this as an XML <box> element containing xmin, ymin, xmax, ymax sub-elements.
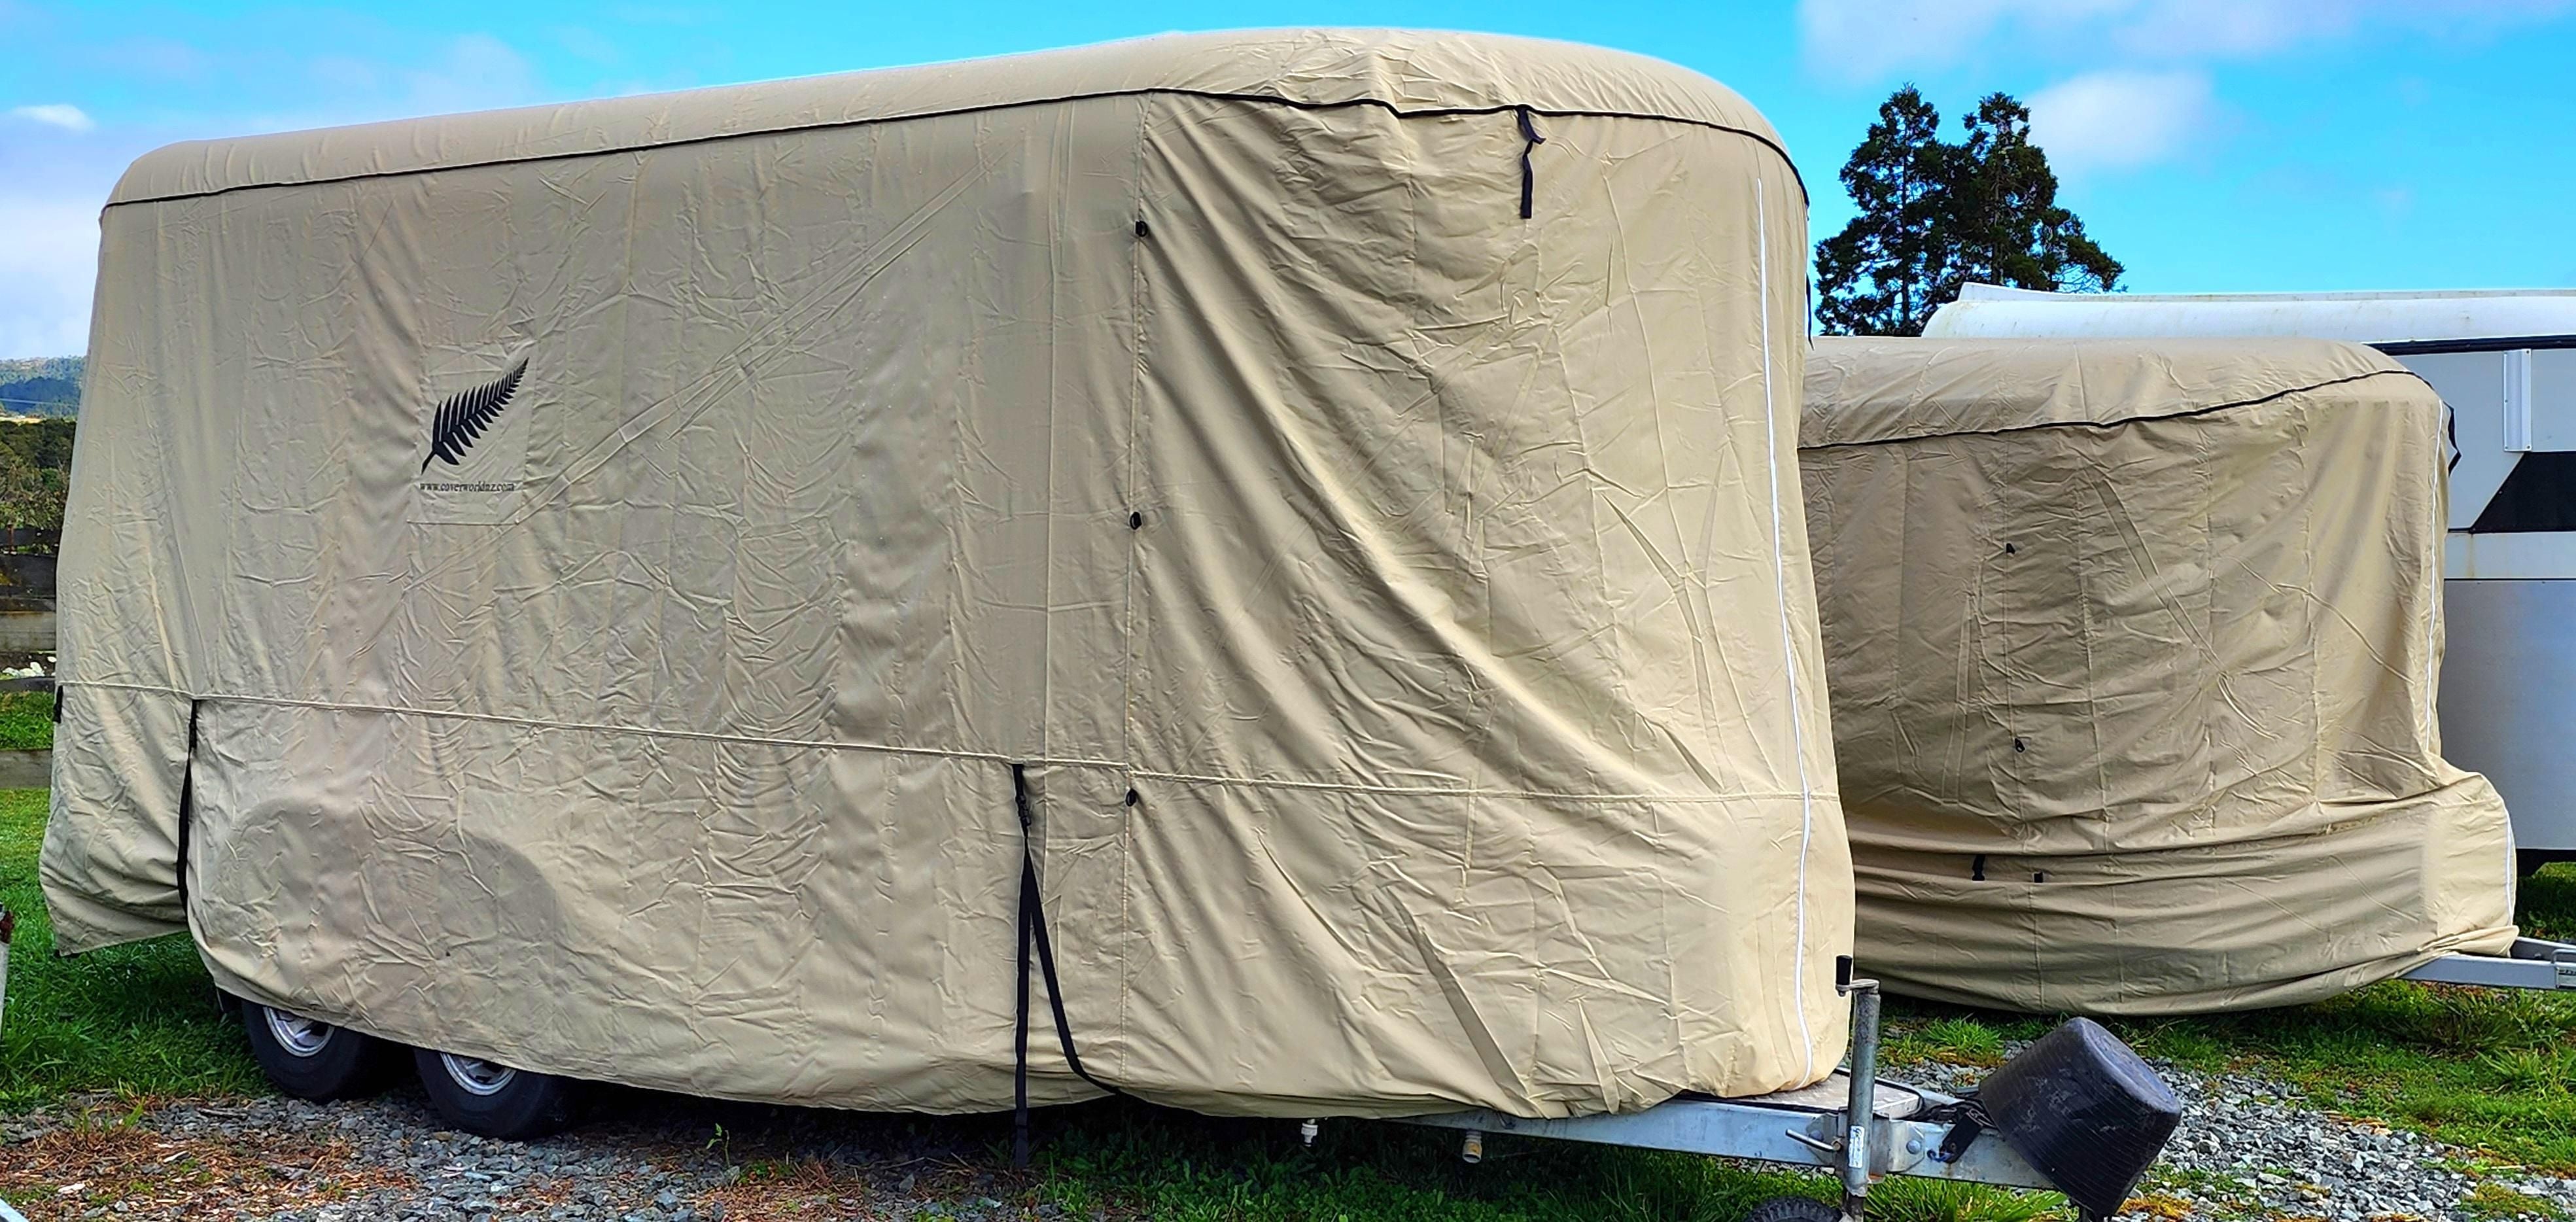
<box><xmin>239</xmin><ymin>1002</ymin><xmax>399</xmax><ymax>1100</ymax></box>
<box><xmin>412</xmin><ymin>1047</ymin><xmax>576</xmax><ymax>1139</ymax></box>
<box><xmin>1743</xmin><ymin>1196</ymin><xmax>1839</xmax><ymax>1222</ymax></box>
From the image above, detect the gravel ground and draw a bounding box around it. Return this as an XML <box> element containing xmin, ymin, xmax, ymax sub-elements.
<box><xmin>1904</xmin><ymin>1057</ymin><xmax>2576</xmax><ymax>1222</ymax></box>
<box><xmin>3</xmin><ymin>1058</ymin><xmax>2567</xmax><ymax>1221</ymax></box>
<box><xmin>1</xmin><ymin>1087</ymin><xmax>1059</xmax><ymax>1222</ymax></box>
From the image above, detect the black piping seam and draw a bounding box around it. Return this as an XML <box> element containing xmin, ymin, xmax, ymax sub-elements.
<box><xmin>2375</xmin><ymin>334</ymin><xmax>2576</xmax><ymax>356</ymax></box>
<box><xmin>1800</xmin><ymin>369</ymin><xmax>2422</xmax><ymax>452</ymax></box>
<box><xmin>103</xmin><ymin>88</ymin><xmax>1809</xmax><ymax>211</ymax></box>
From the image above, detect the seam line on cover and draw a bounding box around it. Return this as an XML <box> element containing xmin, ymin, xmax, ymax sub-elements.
<box><xmin>105</xmin><ymin>90</ymin><xmax>1809</xmax><ymax>210</ymax></box>
<box><xmin>1800</xmin><ymin>368</ymin><xmax>2422</xmax><ymax>451</ymax></box>
<box><xmin>61</xmin><ymin>681</ymin><xmax>1806</xmax><ymax>804</ymax></box>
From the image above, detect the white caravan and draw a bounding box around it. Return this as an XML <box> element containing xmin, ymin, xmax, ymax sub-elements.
<box><xmin>1926</xmin><ymin>285</ymin><xmax>2576</xmax><ymax>866</ymax></box>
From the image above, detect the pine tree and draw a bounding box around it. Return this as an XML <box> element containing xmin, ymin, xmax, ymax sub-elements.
<box><xmin>1815</xmin><ymin>89</ymin><xmax>2123</xmax><ymax>336</ymax></box>
<box><xmin>1814</xmin><ymin>87</ymin><xmax>1952</xmax><ymax>338</ymax></box>
<box><xmin>1948</xmin><ymin>94</ymin><xmax>2122</xmax><ymax>301</ymax></box>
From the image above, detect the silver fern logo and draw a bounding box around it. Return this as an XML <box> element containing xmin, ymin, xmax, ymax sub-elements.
<box><xmin>422</xmin><ymin>357</ymin><xmax>529</xmax><ymax>472</ymax></box>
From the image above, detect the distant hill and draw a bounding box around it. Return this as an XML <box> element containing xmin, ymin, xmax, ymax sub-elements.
<box><xmin>0</xmin><ymin>357</ymin><xmax>81</xmax><ymax>418</ymax></box>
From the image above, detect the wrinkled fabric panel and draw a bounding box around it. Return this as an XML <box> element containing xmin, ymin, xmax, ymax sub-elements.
<box><xmin>46</xmin><ymin>32</ymin><xmax>1847</xmax><ymax>1117</ymax></box>
<box><xmin>1111</xmin><ymin>100</ymin><xmax>1843</xmax><ymax>1113</ymax></box>
<box><xmin>1801</xmin><ymin>337</ymin><xmax>2516</xmax><ymax>1015</ymax></box>
<box><xmin>40</xmin><ymin>192</ymin><xmax>218</xmax><ymax>947</ymax></box>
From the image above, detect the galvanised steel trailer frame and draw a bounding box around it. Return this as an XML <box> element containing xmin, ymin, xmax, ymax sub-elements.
<box><xmin>1390</xmin><ymin>937</ymin><xmax>2576</xmax><ymax>1222</ymax></box>
<box><xmin>1400</xmin><ymin>960</ymin><xmax>2176</xmax><ymax>1222</ymax></box>
<box><xmin>2403</xmin><ymin>937</ymin><xmax>2576</xmax><ymax>990</ymax></box>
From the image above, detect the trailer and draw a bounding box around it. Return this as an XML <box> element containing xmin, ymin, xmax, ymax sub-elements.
<box><xmin>1801</xmin><ymin>335</ymin><xmax>2520</xmax><ymax>1013</ymax></box>
<box><xmin>2403</xmin><ymin>937</ymin><xmax>2576</xmax><ymax>990</ymax></box>
<box><xmin>1391</xmin><ymin>945</ymin><xmax>2567</xmax><ymax>1222</ymax></box>
<box><xmin>44</xmin><ymin>27</ymin><xmax>1863</xmax><ymax>1147</ymax></box>
<box><xmin>1924</xmin><ymin>285</ymin><xmax>2576</xmax><ymax>868</ymax></box>
<box><xmin>1406</xmin><ymin>959</ymin><xmax>2182</xmax><ymax>1222</ymax></box>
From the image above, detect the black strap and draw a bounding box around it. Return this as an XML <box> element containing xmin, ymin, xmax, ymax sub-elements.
<box><xmin>175</xmin><ymin>697</ymin><xmax>202</xmax><ymax>903</ymax></box>
<box><xmin>1926</xmin><ymin>1094</ymin><xmax>1993</xmax><ymax>1164</ymax></box>
<box><xmin>1010</xmin><ymin>762</ymin><xmax>1122</xmax><ymax>1167</ymax></box>
<box><xmin>1516</xmin><ymin>107</ymin><xmax>1546</xmax><ymax>220</ymax></box>
<box><xmin>1013</xmin><ymin>771</ymin><xmax>1034</xmax><ymax>1166</ymax></box>
<box><xmin>50</xmin><ymin>682</ymin><xmax>63</xmax><ymax>724</ymax></box>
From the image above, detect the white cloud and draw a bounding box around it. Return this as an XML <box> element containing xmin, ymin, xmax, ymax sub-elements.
<box><xmin>2027</xmin><ymin>69</ymin><xmax>2216</xmax><ymax>175</ymax></box>
<box><xmin>0</xmin><ymin>198</ymin><xmax>100</xmax><ymax>357</ymax></box>
<box><xmin>2111</xmin><ymin>0</ymin><xmax>2575</xmax><ymax>59</ymax></box>
<box><xmin>0</xmin><ymin>33</ymin><xmax>548</xmax><ymax>357</ymax></box>
<box><xmin>1800</xmin><ymin>0</ymin><xmax>2575</xmax><ymax>80</ymax></box>
<box><xmin>397</xmin><ymin>34</ymin><xmax>542</xmax><ymax>115</ymax></box>
<box><xmin>304</xmin><ymin>34</ymin><xmax>540</xmax><ymax>125</ymax></box>
<box><xmin>1798</xmin><ymin>0</ymin><xmax>2084</xmax><ymax>82</ymax></box>
<box><xmin>100</xmin><ymin>37</ymin><xmax>215</xmax><ymax>82</ymax></box>
<box><xmin>9</xmin><ymin>103</ymin><xmax>95</xmax><ymax>133</ymax></box>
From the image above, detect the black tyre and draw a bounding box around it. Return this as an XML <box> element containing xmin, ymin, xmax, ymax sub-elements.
<box><xmin>1743</xmin><ymin>1196</ymin><xmax>1841</xmax><ymax>1222</ymax></box>
<box><xmin>412</xmin><ymin>1046</ymin><xmax>576</xmax><ymax>1139</ymax></box>
<box><xmin>239</xmin><ymin>1002</ymin><xmax>400</xmax><ymax>1101</ymax></box>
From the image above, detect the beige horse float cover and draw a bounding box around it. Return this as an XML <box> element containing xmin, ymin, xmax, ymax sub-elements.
<box><xmin>43</xmin><ymin>30</ymin><xmax>1849</xmax><ymax>1118</ymax></box>
<box><xmin>1801</xmin><ymin>336</ymin><xmax>2516</xmax><ymax>1015</ymax></box>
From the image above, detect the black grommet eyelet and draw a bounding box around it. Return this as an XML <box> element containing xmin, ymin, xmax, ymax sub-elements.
<box><xmin>1128</xmin><ymin>511</ymin><xmax>1144</xmax><ymax>530</ymax></box>
<box><xmin>2012</xmin><ymin>737</ymin><xmax>2027</xmax><ymax>752</ymax></box>
<box><xmin>2032</xmin><ymin>871</ymin><xmax>2048</xmax><ymax>883</ymax></box>
<box><xmin>2003</xmin><ymin>542</ymin><xmax>2017</xmax><ymax>555</ymax></box>
<box><xmin>1124</xmin><ymin>788</ymin><xmax>1140</xmax><ymax>807</ymax></box>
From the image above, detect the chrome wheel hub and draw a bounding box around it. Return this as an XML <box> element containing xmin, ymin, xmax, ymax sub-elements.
<box><xmin>439</xmin><ymin>1052</ymin><xmax>518</xmax><ymax>1096</ymax></box>
<box><xmin>263</xmin><ymin>1007</ymin><xmax>335</xmax><ymax>1058</ymax></box>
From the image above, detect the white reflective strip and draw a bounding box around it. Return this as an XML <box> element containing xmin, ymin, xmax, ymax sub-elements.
<box><xmin>2505</xmin><ymin>350</ymin><xmax>2533</xmax><ymax>452</ymax></box>
<box><xmin>2425</xmin><ymin>481</ymin><xmax>2441</xmax><ymax>742</ymax></box>
<box><xmin>1754</xmin><ymin>177</ymin><xmax>1819</xmax><ymax>1079</ymax></box>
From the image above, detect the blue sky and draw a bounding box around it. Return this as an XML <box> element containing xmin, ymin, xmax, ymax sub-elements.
<box><xmin>3</xmin><ymin>1</ymin><xmax>2571</xmax><ymax>356</ymax></box>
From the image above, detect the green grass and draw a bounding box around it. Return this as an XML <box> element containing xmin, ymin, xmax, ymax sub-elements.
<box><xmin>0</xmin><ymin>688</ymin><xmax>53</xmax><ymax>752</ymax></box>
<box><xmin>1031</xmin><ymin>1110</ymin><xmax>1838</xmax><ymax>1222</ymax></box>
<box><xmin>2462</xmin><ymin>1181</ymin><xmax>2570</xmax><ymax>1221</ymax></box>
<box><xmin>1020</xmin><ymin>1119</ymin><xmax>2071</xmax><ymax>1222</ymax></box>
<box><xmin>1887</xmin><ymin>1017</ymin><xmax>2008</xmax><ymax>1069</ymax></box>
<box><xmin>1022</xmin><ymin>1108</ymin><xmax>2064</xmax><ymax>1222</ymax></box>
<box><xmin>2524</xmin><ymin>866</ymin><xmax>2576</xmax><ymax>943</ymax></box>
<box><xmin>0</xmin><ymin>788</ymin><xmax>260</xmax><ymax>1107</ymax></box>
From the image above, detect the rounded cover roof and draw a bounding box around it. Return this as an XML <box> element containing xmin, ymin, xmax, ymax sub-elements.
<box><xmin>110</xmin><ymin>28</ymin><xmax>1792</xmax><ymax>207</ymax></box>
<box><xmin>1800</xmin><ymin>335</ymin><xmax>2421</xmax><ymax>449</ymax></box>
<box><xmin>1927</xmin><ymin>283</ymin><xmax>2576</xmax><ymax>347</ymax></box>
